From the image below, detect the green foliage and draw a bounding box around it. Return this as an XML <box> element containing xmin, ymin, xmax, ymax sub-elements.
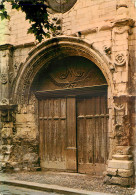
<box><xmin>0</xmin><ymin>0</ymin><xmax>56</xmax><ymax>42</ymax></box>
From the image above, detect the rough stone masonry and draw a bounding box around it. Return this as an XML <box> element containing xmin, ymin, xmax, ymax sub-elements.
<box><xmin>0</xmin><ymin>0</ymin><xmax>136</xmax><ymax>187</ymax></box>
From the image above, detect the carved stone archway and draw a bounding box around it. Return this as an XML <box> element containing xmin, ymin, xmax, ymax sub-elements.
<box><xmin>9</xmin><ymin>36</ymin><xmax>116</xmax><ymax>176</ymax></box>
<box><xmin>11</xmin><ymin>36</ymin><xmax>114</xmax><ymax>104</ymax></box>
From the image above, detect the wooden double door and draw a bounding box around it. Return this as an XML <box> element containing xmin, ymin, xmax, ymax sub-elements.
<box><xmin>38</xmin><ymin>90</ymin><xmax>109</xmax><ymax>175</ymax></box>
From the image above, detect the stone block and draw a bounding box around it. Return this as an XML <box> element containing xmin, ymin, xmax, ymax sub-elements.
<box><xmin>107</xmin><ymin>168</ymin><xmax>117</xmax><ymax>176</ymax></box>
<box><xmin>14</xmin><ymin>168</ymin><xmax>20</xmax><ymax>171</ymax></box>
<box><xmin>115</xmin><ymin>146</ymin><xmax>132</xmax><ymax>155</ymax></box>
<box><xmin>16</xmin><ymin>114</ymin><xmax>27</xmax><ymax>123</ymax></box>
<box><xmin>23</xmin><ymin>153</ymin><xmax>38</xmax><ymax>163</ymax></box>
<box><xmin>1</xmin><ymin>127</ymin><xmax>13</xmax><ymax>139</ymax></box>
<box><xmin>112</xmin><ymin>154</ymin><xmax>132</xmax><ymax>160</ymax></box>
<box><xmin>107</xmin><ymin>167</ymin><xmax>133</xmax><ymax>178</ymax></box>
<box><xmin>117</xmin><ymin>169</ymin><xmax>133</xmax><ymax>177</ymax></box>
<box><xmin>108</xmin><ymin>160</ymin><xmax>133</xmax><ymax>170</ymax></box>
<box><xmin>0</xmin><ymin>155</ymin><xmax>4</xmax><ymax>161</ymax></box>
<box><xmin>109</xmin><ymin>176</ymin><xmax>133</xmax><ymax>186</ymax></box>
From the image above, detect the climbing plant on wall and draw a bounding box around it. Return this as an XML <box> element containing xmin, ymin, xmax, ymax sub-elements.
<box><xmin>0</xmin><ymin>0</ymin><xmax>56</xmax><ymax>42</ymax></box>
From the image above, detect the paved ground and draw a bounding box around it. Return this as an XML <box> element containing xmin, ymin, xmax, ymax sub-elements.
<box><xmin>0</xmin><ymin>185</ymin><xmax>61</xmax><ymax>195</ymax></box>
<box><xmin>0</xmin><ymin>171</ymin><xmax>135</xmax><ymax>195</ymax></box>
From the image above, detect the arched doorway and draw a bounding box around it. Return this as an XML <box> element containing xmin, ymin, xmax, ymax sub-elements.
<box><xmin>33</xmin><ymin>56</ymin><xmax>109</xmax><ymax>175</ymax></box>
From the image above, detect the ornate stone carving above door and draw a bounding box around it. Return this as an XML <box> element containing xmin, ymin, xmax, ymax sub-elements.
<box><xmin>34</xmin><ymin>56</ymin><xmax>107</xmax><ymax>91</ymax></box>
<box><xmin>49</xmin><ymin>63</ymin><xmax>102</xmax><ymax>88</ymax></box>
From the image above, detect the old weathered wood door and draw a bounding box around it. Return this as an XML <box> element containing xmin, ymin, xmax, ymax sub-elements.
<box><xmin>38</xmin><ymin>98</ymin><xmax>67</xmax><ymax>170</ymax></box>
<box><xmin>38</xmin><ymin>87</ymin><xmax>108</xmax><ymax>175</ymax></box>
<box><xmin>77</xmin><ymin>94</ymin><xmax>109</xmax><ymax>175</ymax></box>
<box><xmin>35</xmin><ymin>56</ymin><xmax>109</xmax><ymax>174</ymax></box>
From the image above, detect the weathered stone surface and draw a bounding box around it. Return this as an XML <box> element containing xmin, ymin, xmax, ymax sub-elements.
<box><xmin>23</xmin><ymin>153</ymin><xmax>38</xmax><ymax>163</ymax></box>
<box><xmin>108</xmin><ymin>160</ymin><xmax>133</xmax><ymax>170</ymax></box>
<box><xmin>0</xmin><ymin>0</ymin><xmax>136</xmax><ymax>188</ymax></box>
<box><xmin>107</xmin><ymin>167</ymin><xmax>133</xmax><ymax>178</ymax></box>
<box><xmin>117</xmin><ymin>169</ymin><xmax>133</xmax><ymax>177</ymax></box>
<box><xmin>108</xmin><ymin>176</ymin><xmax>133</xmax><ymax>186</ymax></box>
<box><xmin>115</xmin><ymin>146</ymin><xmax>132</xmax><ymax>155</ymax></box>
<box><xmin>1</xmin><ymin>127</ymin><xmax>13</xmax><ymax>138</ymax></box>
<box><xmin>112</xmin><ymin>154</ymin><xmax>132</xmax><ymax>160</ymax></box>
<box><xmin>107</xmin><ymin>168</ymin><xmax>118</xmax><ymax>176</ymax></box>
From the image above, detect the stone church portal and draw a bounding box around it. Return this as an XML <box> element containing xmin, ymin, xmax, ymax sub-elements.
<box><xmin>34</xmin><ymin>56</ymin><xmax>109</xmax><ymax>175</ymax></box>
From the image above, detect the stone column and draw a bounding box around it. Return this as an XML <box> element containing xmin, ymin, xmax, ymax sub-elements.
<box><xmin>0</xmin><ymin>105</ymin><xmax>16</xmax><ymax>172</ymax></box>
<box><xmin>105</xmin><ymin>10</ymin><xmax>134</xmax><ymax>185</ymax></box>
<box><xmin>0</xmin><ymin>45</ymin><xmax>16</xmax><ymax>172</ymax></box>
<box><xmin>106</xmin><ymin>97</ymin><xmax>133</xmax><ymax>186</ymax></box>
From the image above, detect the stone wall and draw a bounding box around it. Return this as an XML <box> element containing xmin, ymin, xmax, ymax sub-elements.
<box><xmin>0</xmin><ymin>0</ymin><xmax>136</xmax><ymax>187</ymax></box>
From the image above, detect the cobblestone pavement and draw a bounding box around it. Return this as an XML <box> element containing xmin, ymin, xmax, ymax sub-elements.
<box><xmin>0</xmin><ymin>185</ymin><xmax>61</xmax><ymax>195</ymax></box>
<box><xmin>0</xmin><ymin>172</ymin><xmax>135</xmax><ymax>195</ymax></box>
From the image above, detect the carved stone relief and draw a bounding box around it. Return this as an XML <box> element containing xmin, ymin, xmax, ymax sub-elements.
<box><xmin>1</xmin><ymin>73</ymin><xmax>8</xmax><ymax>84</ymax></box>
<box><xmin>0</xmin><ymin>109</ymin><xmax>16</xmax><ymax>171</ymax></box>
<box><xmin>1</xmin><ymin>98</ymin><xmax>8</xmax><ymax>105</ymax></box>
<box><xmin>13</xmin><ymin>37</ymin><xmax>112</xmax><ymax>104</ymax></box>
<box><xmin>91</xmin><ymin>42</ymin><xmax>114</xmax><ymax>71</ymax></box>
<box><xmin>49</xmin><ymin>64</ymin><xmax>94</xmax><ymax>88</ymax></box>
<box><xmin>41</xmin><ymin>57</ymin><xmax>107</xmax><ymax>89</ymax></box>
<box><xmin>50</xmin><ymin>16</ymin><xmax>62</xmax><ymax>36</ymax></box>
<box><xmin>114</xmin><ymin>101</ymin><xmax>130</xmax><ymax>146</ymax></box>
<box><xmin>9</xmin><ymin>72</ymin><xmax>14</xmax><ymax>84</ymax></box>
<box><xmin>1</xmin><ymin>109</ymin><xmax>16</xmax><ymax>123</ymax></box>
<box><xmin>114</xmin><ymin>53</ymin><xmax>126</xmax><ymax>66</ymax></box>
<box><xmin>14</xmin><ymin>62</ymin><xmax>23</xmax><ymax>74</ymax></box>
<box><xmin>103</xmin><ymin>45</ymin><xmax>112</xmax><ymax>57</ymax></box>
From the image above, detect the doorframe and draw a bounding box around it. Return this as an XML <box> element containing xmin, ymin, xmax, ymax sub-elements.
<box><xmin>35</xmin><ymin>84</ymin><xmax>108</xmax><ymax>99</ymax></box>
<box><xmin>36</xmin><ymin>84</ymin><xmax>109</xmax><ymax>173</ymax></box>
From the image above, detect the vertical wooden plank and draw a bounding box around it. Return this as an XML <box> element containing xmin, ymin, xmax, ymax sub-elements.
<box><xmin>52</xmin><ymin>98</ymin><xmax>57</xmax><ymax>161</ymax></box>
<box><xmin>44</xmin><ymin>119</ymin><xmax>48</xmax><ymax>161</ymax></box>
<box><xmin>61</xmin><ymin>98</ymin><xmax>66</xmax><ymax>118</ymax></box>
<box><xmin>77</xmin><ymin>118</ymin><xmax>84</xmax><ymax>164</ymax></box>
<box><xmin>66</xmin><ymin>97</ymin><xmax>77</xmax><ymax>171</ymax></box>
<box><xmin>48</xmin><ymin>98</ymin><xmax>54</xmax><ymax>117</ymax></box>
<box><xmin>105</xmin><ymin>95</ymin><xmax>109</xmax><ymax>162</ymax></box>
<box><xmin>67</xmin><ymin>97</ymin><xmax>76</xmax><ymax>147</ymax></box>
<box><xmin>55</xmin><ymin>119</ymin><xmax>59</xmax><ymax>160</ymax></box>
<box><xmin>39</xmin><ymin>100</ymin><xmax>43</xmax><ymax>160</ymax></box>
<box><xmin>60</xmin><ymin>98</ymin><xmax>66</xmax><ymax>161</ymax></box>
<box><xmin>43</xmin><ymin>99</ymin><xmax>48</xmax><ymax>160</ymax></box>
<box><xmin>83</xmin><ymin>99</ymin><xmax>87</xmax><ymax>164</ymax></box>
<box><xmin>77</xmin><ymin>98</ymin><xmax>84</xmax><ymax>116</ymax></box>
<box><xmin>54</xmin><ymin>98</ymin><xmax>59</xmax><ymax>117</ymax></box>
<box><xmin>86</xmin><ymin>118</ymin><xmax>93</xmax><ymax>163</ymax></box>
<box><xmin>51</xmin><ymin>117</ymin><xmax>55</xmax><ymax>161</ymax></box>
<box><xmin>60</xmin><ymin>119</ymin><xmax>66</xmax><ymax>161</ymax></box>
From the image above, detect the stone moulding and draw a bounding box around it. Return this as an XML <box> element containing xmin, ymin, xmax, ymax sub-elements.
<box><xmin>112</xmin><ymin>18</ymin><xmax>135</xmax><ymax>28</ymax></box>
<box><xmin>0</xmin><ymin>44</ymin><xmax>13</xmax><ymax>51</ymax></box>
<box><xmin>11</xmin><ymin>36</ymin><xmax>114</xmax><ymax>104</ymax></box>
<box><xmin>71</xmin><ymin>18</ymin><xmax>134</xmax><ymax>37</ymax></box>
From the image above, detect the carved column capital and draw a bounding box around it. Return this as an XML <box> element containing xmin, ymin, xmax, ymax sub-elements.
<box><xmin>0</xmin><ymin>105</ymin><xmax>17</xmax><ymax>122</ymax></box>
